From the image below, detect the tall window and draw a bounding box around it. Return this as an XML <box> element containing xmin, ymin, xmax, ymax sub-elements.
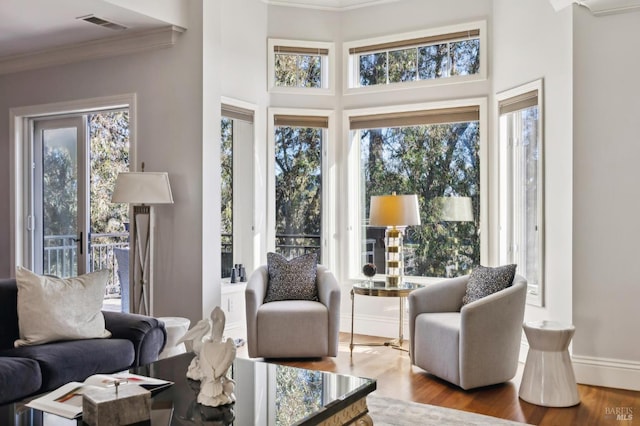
<box><xmin>268</xmin><ymin>39</ymin><xmax>334</xmax><ymax>94</ymax></box>
<box><xmin>221</xmin><ymin>103</ymin><xmax>255</xmax><ymax>278</ymax></box>
<box><xmin>349</xmin><ymin>103</ymin><xmax>483</xmax><ymax>279</ymax></box>
<box><xmin>498</xmin><ymin>80</ymin><xmax>544</xmax><ymax>306</ymax></box>
<box><xmin>345</xmin><ymin>21</ymin><xmax>485</xmax><ymax>92</ymax></box>
<box><xmin>221</xmin><ymin>117</ymin><xmax>233</xmax><ymax>278</ymax></box>
<box><xmin>273</xmin><ymin>114</ymin><xmax>327</xmax><ymax>262</ymax></box>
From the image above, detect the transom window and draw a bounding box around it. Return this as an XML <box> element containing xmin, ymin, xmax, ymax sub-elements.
<box><xmin>345</xmin><ymin>21</ymin><xmax>486</xmax><ymax>93</ymax></box>
<box><xmin>268</xmin><ymin>39</ymin><xmax>334</xmax><ymax>94</ymax></box>
<box><xmin>347</xmin><ymin>101</ymin><xmax>487</xmax><ymax>280</ymax></box>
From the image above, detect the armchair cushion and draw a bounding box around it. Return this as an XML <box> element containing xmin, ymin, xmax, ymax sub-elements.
<box><xmin>264</xmin><ymin>252</ymin><xmax>318</xmax><ymax>303</ymax></box>
<box><xmin>462</xmin><ymin>264</ymin><xmax>517</xmax><ymax>306</ymax></box>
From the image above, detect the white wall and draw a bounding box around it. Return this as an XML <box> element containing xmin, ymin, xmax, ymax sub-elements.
<box><xmin>221</xmin><ymin>0</ymin><xmax>269</xmax><ymax>271</ymax></box>
<box><xmin>492</xmin><ymin>1</ymin><xmax>573</xmax><ymax>324</ymax></box>
<box><xmin>0</xmin><ymin>0</ymin><xmax>218</xmax><ymax>326</ymax></box>
<box><xmin>572</xmin><ymin>5</ymin><xmax>640</xmax><ymax>390</ymax></box>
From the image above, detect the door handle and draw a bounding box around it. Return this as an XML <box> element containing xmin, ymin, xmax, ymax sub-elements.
<box><xmin>74</xmin><ymin>232</ymin><xmax>83</xmax><ymax>255</ymax></box>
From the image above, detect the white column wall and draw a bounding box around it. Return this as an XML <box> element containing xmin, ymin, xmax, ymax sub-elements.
<box><xmin>572</xmin><ymin>5</ymin><xmax>640</xmax><ymax>390</ymax></box>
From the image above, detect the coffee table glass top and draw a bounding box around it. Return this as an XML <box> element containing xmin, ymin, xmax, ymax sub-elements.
<box><xmin>2</xmin><ymin>353</ymin><xmax>376</xmax><ymax>426</ymax></box>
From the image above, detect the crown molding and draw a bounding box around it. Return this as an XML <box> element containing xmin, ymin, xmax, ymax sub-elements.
<box><xmin>262</xmin><ymin>0</ymin><xmax>398</xmax><ymax>11</ymax></box>
<box><xmin>0</xmin><ymin>25</ymin><xmax>185</xmax><ymax>76</ymax></box>
<box><xmin>550</xmin><ymin>0</ymin><xmax>640</xmax><ymax>15</ymax></box>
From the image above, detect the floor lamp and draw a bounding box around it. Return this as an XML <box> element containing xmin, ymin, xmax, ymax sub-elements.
<box><xmin>369</xmin><ymin>193</ymin><xmax>421</xmax><ymax>287</ymax></box>
<box><xmin>112</xmin><ymin>170</ymin><xmax>174</xmax><ymax>316</ymax></box>
<box><xmin>433</xmin><ymin>196</ymin><xmax>474</xmax><ymax>276</ymax></box>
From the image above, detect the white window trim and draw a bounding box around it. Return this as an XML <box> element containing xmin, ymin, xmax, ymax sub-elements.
<box><xmin>220</xmin><ymin>96</ymin><xmax>259</xmax><ymax>276</ymax></box>
<box><xmin>267</xmin><ymin>38</ymin><xmax>335</xmax><ymax>96</ymax></box>
<box><xmin>267</xmin><ymin>108</ymin><xmax>336</xmax><ymax>271</ymax></box>
<box><xmin>9</xmin><ymin>94</ymin><xmax>137</xmax><ymax>276</ymax></box>
<box><xmin>496</xmin><ymin>79</ymin><xmax>545</xmax><ymax>307</ymax></box>
<box><xmin>343</xmin><ymin>97</ymin><xmax>488</xmax><ymax>284</ymax></box>
<box><xmin>342</xmin><ymin>20</ymin><xmax>487</xmax><ymax>96</ymax></box>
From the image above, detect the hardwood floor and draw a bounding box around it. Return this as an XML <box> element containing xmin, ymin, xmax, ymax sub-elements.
<box><xmin>236</xmin><ymin>333</ymin><xmax>638</xmax><ymax>426</ymax></box>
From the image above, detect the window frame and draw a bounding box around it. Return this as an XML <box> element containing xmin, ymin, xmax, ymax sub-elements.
<box><xmin>343</xmin><ymin>98</ymin><xmax>488</xmax><ymax>283</ymax></box>
<box><xmin>268</xmin><ymin>39</ymin><xmax>335</xmax><ymax>96</ymax></box>
<box><xmin>221</xmin><ymin>97</ymin><xmax>258</xmax><ymax>278</ymax></box>
<box><xmin>496</xmin><ymin>79</ymin><xmax>545</xmax><ymax>307</ymax></box>
<box><xmin>343</xmin><ymin>21</ymin><xmax>486</xmax><ymax>95</ymax></box>
<box><xmin>267</xmin><ymin>108</ymin><xmax>336</xmax><ymax>270</ymax></box>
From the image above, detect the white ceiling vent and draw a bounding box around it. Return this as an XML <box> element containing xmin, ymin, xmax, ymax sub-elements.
<box><xmin>77</xmin><ymin>15</ymin><xmax>127</xmax><ymax>31</ymax></box>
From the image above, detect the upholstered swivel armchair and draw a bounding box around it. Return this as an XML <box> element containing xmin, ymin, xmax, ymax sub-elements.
<box><xmin>245</xmin><ymin>265</ymin><xmax>341</xmax><ymax>358</ymax></box>
<box><xmin>408</xmin><ymin>274</ymin><xmax>527</xmax><ymax>390</ymax></box>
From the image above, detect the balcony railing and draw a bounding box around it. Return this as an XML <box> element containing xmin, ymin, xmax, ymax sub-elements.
<box><xmin>44</xmin><ymin>232</ymin><xmax>129</xmax><ymax>298</ymax></box>
<box><xmin>46</xmin><ymin>232</ymin><xmax>322</xmax><ymax>289</ymax></box>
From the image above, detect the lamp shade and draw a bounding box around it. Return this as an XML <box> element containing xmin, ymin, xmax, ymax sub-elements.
<box><xmin>433</xmin><ymin>196</ymin><xmax>473</xmax><ymax>222</ymax></box>
<box><xmin>369</xmin><ymin>194</ymin><xmax>421</xmax><ymax>227</ymax></box>
<box><xmin>111</xmin><ymin>172</ymin><xmax>174</xmax><ymax>204</ymax></box>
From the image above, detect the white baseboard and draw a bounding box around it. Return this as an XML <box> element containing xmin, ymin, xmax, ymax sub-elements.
<box><xmin>572</xmin><ymin>355</ymin><xmax>640</xmax><ymax>391</ymax></box>
<box><xmin>340</xmin><ymin>313</ymin><xmax>404</xmax><ymax>339</ymax></box>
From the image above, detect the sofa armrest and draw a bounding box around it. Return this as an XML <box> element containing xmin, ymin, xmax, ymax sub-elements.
<box><xmin>103</xmin><ymin>311</ymin><xmax>166</xmax><ymax>367</ymax></box>
<box><xmin>245</xmin><ymin>266</ymin><xmax>268</xmax><ymax>358</ymax></box>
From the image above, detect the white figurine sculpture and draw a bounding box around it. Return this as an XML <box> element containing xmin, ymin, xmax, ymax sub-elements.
<box><xmin>177</xmin><ymin>307</ymin><xmax>236</xmax><ymax>406</ymax></box>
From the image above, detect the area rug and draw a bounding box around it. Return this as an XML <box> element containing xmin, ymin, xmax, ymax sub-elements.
<box><xmin>367</xmin><ymin>394</ymin><xmax>530</xmax><ymax>426</ymax></box>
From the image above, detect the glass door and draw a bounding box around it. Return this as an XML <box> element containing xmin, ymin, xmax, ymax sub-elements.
<box><xmin>33</xmin><ymin>117</ymin><xmax>89</xmax><ymax>277</ymax></box>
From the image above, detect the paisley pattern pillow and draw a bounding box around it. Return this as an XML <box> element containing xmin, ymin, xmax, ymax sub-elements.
<box><xmin>462</xmin><ymin>264</ymin><xmax>517</xmax><ymax>306</ymax></box>
<box><xmin>264</xmin><ymin>252</ymin><xmax>318</xmax><ymax>303</ymax></box>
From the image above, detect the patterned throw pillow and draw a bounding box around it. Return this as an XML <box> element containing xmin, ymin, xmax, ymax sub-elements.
<box><xmin>462</xmin><ymin>264</ymin><xmax>517</xmax><ymax>306</ymax></box>
<box><xmin>264</xmin><ymin>252</ymin><xmax>318</xmax><ymax>303</ymax></box>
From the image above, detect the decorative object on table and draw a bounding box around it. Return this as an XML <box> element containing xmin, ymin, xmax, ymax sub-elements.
<box><xmin>368</xmin><ymin>192</ymin><xmax>421</xmax><ymax>287</ymax></box>
<box><xmin>177</xmin><ymin>307</ymin><xmax>236</xmax><ymax>407</ymax></box>
<box><xmin>82</xmin><ymin>383</ymin><xmax>151</xmax><ymax>426</ymax></box>
<box><xmin>362</xmin><ymin>263</ymin><xmax>376</xmax><ymax>285</ymax></box>
<box><xmin>231</xmin><ymin>264</ymin><xmax>247</xmax><ymax>283</ymax></box>
<box><xmin>181</xmin><ymin>379</ymin><xmax>236</xmax><ymax>425</ymax></box>
<box><xmin>111</xmin><ymin>163</ymin><xmax>174</xmax><ymax>316</ymax></box>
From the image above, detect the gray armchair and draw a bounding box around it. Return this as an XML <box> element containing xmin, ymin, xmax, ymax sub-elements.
<box><xmin>408</xmin><ymin>274</ymin><xmax>527</xmax><ymax>390</ymax></box>
<box><xmin>245</xmin><ymin>265</ymin><xmax>341</xmax><ymax>358</ymax></box>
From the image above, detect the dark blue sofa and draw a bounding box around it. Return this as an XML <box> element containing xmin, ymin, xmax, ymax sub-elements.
<box><xmin>0</xmin><ymin>278</ymin><xmax>167</xmax><ymax>405</ymax></box>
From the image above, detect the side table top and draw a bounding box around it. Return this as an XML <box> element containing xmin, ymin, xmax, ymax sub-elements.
<box><xmin>352</xmin><ymin>281</ymin><xmax>424</xmax><ymax>297</ymax></box>
<box><xmin>524</xmin><ymin>320</ymin><xmax>575</xmax><ymax>332</ymax></box>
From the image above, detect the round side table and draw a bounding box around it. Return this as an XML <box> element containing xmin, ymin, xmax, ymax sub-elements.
<box><xmin>519</xmin><ymin>320</ymin><xmax>580</xmax><ymax>407</ymax></box>
<box><xmin>158</xmin><ymin>317</ymin><xmax>191</xmax><ymax>360</ymax></box>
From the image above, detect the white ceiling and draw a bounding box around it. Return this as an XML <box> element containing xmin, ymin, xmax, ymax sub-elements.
<box><xmin>0</xmin><ymin>0</ymin><xmax>185</xmax><ymax>59</ymax></box>
<box><xmin>2</xmin><ymin>0</ymin><xmax>639</xmax><ymax>63</ymax></box>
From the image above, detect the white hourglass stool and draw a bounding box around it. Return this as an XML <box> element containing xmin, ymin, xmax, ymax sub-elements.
<box><xmin>519</xmin><ymin>321</ymin><xmax>580</xmax><ymax>407</ymax></box>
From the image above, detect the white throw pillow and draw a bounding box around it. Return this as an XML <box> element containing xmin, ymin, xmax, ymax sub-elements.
<box><xmin>15</xmin><ymin>267</ymin><xmax>112</xmax><ymax>347</ymax></box>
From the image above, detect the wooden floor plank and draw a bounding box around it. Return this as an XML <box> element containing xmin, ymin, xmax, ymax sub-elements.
<box><xmin>236</xmin><ymin>333</ymin><xmax>639</xmax><ymax>425</ymax></box>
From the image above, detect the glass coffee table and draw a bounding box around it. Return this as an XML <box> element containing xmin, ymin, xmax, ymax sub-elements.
<box><xmin>1</xmin><ymin>352</ymin><xmax>376</xmax><ymax>425</ymax></box>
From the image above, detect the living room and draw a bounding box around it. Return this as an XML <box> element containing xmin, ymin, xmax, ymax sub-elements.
<box><xmin>0</xmin><ymin>0</ymin><xmax>638</xmax><ymax>424</ymax></box>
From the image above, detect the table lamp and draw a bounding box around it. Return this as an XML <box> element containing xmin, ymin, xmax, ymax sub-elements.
<box><xmin>369</xmin><ymin>192</ymin><xmax>420</xmax><ymax>287</ymax></box>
